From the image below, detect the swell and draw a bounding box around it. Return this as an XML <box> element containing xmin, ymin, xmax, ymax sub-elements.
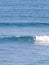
<box><xmin>0</xmin><ymin>22</ymin><xmax>49</xmax><ymax>27</ymax></box>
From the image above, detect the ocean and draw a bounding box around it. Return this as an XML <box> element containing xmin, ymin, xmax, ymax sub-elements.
<box><xmin>0</xmin><ymin>0</ymin><xmax>49</xmax><ymax>65</ymax></box>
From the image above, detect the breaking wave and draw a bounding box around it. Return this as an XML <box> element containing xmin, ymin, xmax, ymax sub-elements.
<box><xmin>35</xmin><ymin>36</ymin><xmax>49</xmax><ymax>44</ymax></box>
<box><xmin>0</xmin><ymin>35</ymin><xmax>49</xmax><ymax>43</ymax></box>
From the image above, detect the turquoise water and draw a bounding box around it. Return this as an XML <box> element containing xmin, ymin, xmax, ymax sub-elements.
<box><xmin>0</xmin><ymin>0</ymin><xmax>49</xmax><ymax>65</ymax></box>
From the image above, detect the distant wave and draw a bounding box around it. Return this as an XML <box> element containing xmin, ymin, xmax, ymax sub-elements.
<box><xmin>0</xmin><ymin>35</ymin><xmax>49</xmax><ymax>43</ymax></box>
<box><xmin>0</xmin><ymin>23</ymin><xmax>49</xmax><ymax>27</ymax></box>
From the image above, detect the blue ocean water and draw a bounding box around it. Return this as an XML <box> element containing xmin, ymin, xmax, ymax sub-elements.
<box><xmin>0</xmin><ymin>0</ymin><xmax>49</xmax><ymax>65</ymax></box>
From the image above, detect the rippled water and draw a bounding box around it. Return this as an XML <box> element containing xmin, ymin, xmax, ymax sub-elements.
<box><xmin>0</xmin><ymin>41</ymin><xmax>49</xmax><ymax>65</ymax></box>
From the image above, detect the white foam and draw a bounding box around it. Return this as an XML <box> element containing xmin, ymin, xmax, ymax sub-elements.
<box><xmin>35</xmin><ymin>36</ymin><xmax>49</xmax><ymax>44</ymax></box>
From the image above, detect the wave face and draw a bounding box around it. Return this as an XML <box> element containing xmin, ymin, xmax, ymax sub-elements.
<box><xmin>0</xmin><ymin>35</ymin><xmax>49</xmax><ymax>44</ymax></box>
<box><xmin>0</xmin><ymin>35</ymin><xmax>34</xmax><ymax>43</ymax></box>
